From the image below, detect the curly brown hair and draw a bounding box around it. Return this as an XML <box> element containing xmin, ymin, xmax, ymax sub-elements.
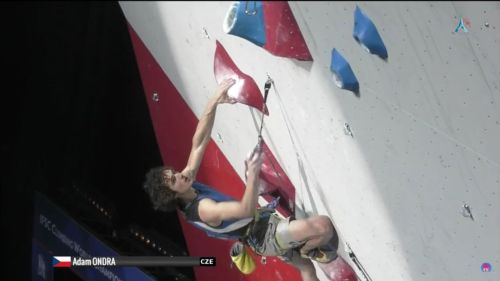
<box><xmin>143</xmin><ymin>166</ymin><xmax>180</xmax><ymax>212</ymax></box>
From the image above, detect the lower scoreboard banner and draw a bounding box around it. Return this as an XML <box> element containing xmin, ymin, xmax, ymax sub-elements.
<box><xmin>54</xmin><ymin>256</ymin><xmax>216</xmax><ymax>267</ymax></box>
<box><xmin>32</xmin><ymin>192</ymin><xmax>157</xmax><ymax>281</ymax></box>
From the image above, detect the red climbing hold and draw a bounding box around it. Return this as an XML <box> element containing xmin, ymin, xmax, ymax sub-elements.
<box><xmin>214</xmin><ymin>40</ymin><xmax>268</xmax><ymax>115</ymax></box>
<box><xmin>263</xmin><ymin>2</ymin><xmax>313</xmax><ymax>61</ymax></box>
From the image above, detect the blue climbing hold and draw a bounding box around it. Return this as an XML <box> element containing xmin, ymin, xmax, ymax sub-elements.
<box><xmin>330</xmin><ymin>48</ymin><xmax>359</xmax><ymax>93</ymax></box>
<box><xmin>223</xmin><ymin>1</ymin><xmax>266</xmax><ymax>47</ymax></box>
<box><xmin>353</xmin><ymin>6</ymin><xmax>388</xmax><ymax>59</ymax></box>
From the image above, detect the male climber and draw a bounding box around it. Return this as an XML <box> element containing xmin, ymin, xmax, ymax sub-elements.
<box><xmin>143</xmin><ymin>78</ymin><xmax>337</xmax><ymax>281</ymax></box>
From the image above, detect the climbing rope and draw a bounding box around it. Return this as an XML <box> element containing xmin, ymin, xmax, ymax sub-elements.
<box><xmin>253</xmin><ymin>74</ymin><xmax>303</xmax><ymax>215</ymax></box>
<box><xmin>267</xmin><ymin>78</ymin><xmax>308</xmax><ymax>214</ymax></box>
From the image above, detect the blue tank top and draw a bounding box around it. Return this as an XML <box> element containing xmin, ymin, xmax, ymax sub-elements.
<box><xmin>181</xmin><ymin>182</ymin><xmax>253</xmax><ymax>240</ymax></box>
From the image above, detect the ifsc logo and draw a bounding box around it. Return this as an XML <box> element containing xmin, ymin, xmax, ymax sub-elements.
<box><xmin>455</xmin><ymin>17</ymin><xmax>471</xmax><ymax>33</ymax></box>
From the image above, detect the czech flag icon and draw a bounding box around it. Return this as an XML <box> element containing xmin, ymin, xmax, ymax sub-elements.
<box><xmin>53</xmin><ymin>256</ymin><xmax>71</xmax><ymax>267</ymax></box>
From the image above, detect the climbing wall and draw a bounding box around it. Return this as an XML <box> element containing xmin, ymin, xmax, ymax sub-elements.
<box><xmin>119</xmin><ymin>2</ymin><xmax>500</xmax><ymax>281</ymax></box>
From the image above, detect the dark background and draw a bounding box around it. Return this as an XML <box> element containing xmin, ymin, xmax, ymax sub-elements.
<box><xmin>2</xmin><ymin>2</ymin><xmax>190</xmax><ymax>280</ymax></box>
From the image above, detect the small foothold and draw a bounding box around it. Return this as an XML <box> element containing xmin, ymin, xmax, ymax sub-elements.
<box><xmin>485</xmin><ymin>22</ymin><xmax>490</xmax><ymax>28</ymax></box>
<box><xmin>461</xmin><ymin>203</ymin><xmax>474</xmax><ymax>221</ymax></box>
<box><xmin>344</xmin><ymin>123</ymin><xmax>354</xmax><ymax>137</ymax></box>
<box><xmin>217</xmin><ymin>133</ymin><xmax>224</xmax><ymax>143</ymax></box>
<box><xmin>152</xmin><ymin>92</ymin><xmax>159</xmax><ymax>102</ymax></box>
<box><xmin>202</xmin><ymin>27</ymin><xmax>210</xmax><ymax>39</ymax></box>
